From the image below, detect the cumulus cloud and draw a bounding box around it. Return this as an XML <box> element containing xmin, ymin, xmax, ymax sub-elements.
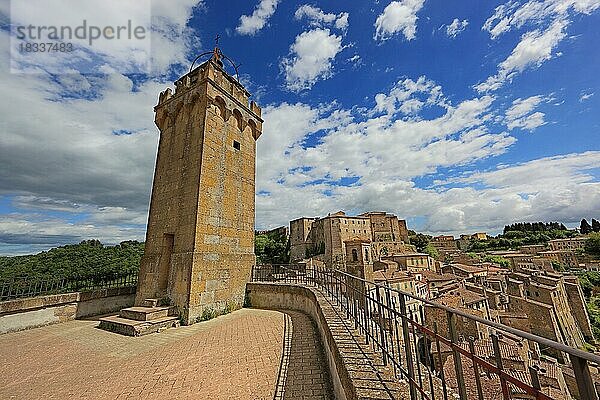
<box><xmin>281</xmin><ymin>5</ymin><xmax>350</xmax><ymax>91</ymax></box>
<box><xmin>257</xmin><ymin>96</ymin><xmax>600</xmax><ymax>233</ymax></box>
<box><xmin>7</xmin><ymin>0</ymin><xmax>202</xmax><ymax>76</ymax></box>
<box><xmin>236</xmin><ymin>0</ymin><xmax>280</xmax><ymax>36</ymax></box>
<box><xmin>374</xmin><ymin>76</ymin><xmax>447</xmax><ymax>116</ymax></box>
<box><xmin>374</xmin><ymin>0</ymin><xmax>426</xmax><ymax>41</ymax></box>
<box><xmin>0</xmin><ymin>23</ymin><xmax>168</xmax><ymax>253</ymax></box>
<box><xmin>255</xmin><ymin>76</ymin><xmax>530</xmax><ymax>232</ymax></box>
<box><xmin>295</xmin><ymin>4</ymin><xmax>349</xmax><ymax>30</ymax></box>
<box><xmin>281</xmin><ymin>28</ymin><xmax>344</xmax><ymax>92</ymax></box>
<box><xmin>445</xmin><ymin>18</ymin><xmax>469</xmax><ymax>37</ymax></box>
<box><xmin>504</xmin><ymin>95</ymin><xmax>548</xmax><ymax>130</ymax></box>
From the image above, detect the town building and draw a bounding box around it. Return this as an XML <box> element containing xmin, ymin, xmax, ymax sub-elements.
<box><xmin>430</xmin><ymin>235</ymin><xmax>458</xmax><ymax>253</ymax></box>
<box><xmin>255</xmin><ymin>226</ymin><xmax>288</xmax><ymax>237</ymax></box>
<box><xmin>548</xmin><ymin>237</ymin><xmax>587</xmax><ymax>252</ymax></box>
<box><xmin>289</xmin><ymin>211</ymin><xmax>413</xmax><ymax>267</ymax></box>
<box><xmin>381</xmin><ymin>252</ymin><xmax>436</xmax><ymax>272</ymax></box>
<box><xmin>372</xmin><ymin>266</ymin><xmax>427</xmax><ymax>323</ymax></box>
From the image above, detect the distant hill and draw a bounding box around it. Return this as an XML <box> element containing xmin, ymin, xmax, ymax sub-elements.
<box><xmin>0</xmin><ymin>240</ymin><xmax>144</xmax><ymax>280</ymax></box>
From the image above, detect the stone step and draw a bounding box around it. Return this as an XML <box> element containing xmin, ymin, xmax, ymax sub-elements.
<box><xmin>141</xmin><ymin>298</ymin><xmax>158</xmax><ymax>307</ymax></box>
<box><xmin>119</xmin><ymin>306</ymin><xmax>171</xmax><ymax>321</ymax></box>
<box><xmin>98</xmin><ymin>315</ymin><xmax>180</xmax><ymax>337</ymax></box>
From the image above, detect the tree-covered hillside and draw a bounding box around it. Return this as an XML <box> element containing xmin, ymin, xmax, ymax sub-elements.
<box><xmin>0</xmin><ymin>240</ymin><xmax>144</xmax><ymax>280</ymax></box>
<box><xmin>469</xmin><ymin>222</ymin><xmax>577</xmax><ymax>251</ymax></box>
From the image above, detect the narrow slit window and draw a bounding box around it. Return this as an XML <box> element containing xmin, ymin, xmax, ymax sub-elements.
<box><xmin>233</xmin><ymin>140</ymin><xmax>241</xmax><ymax>150</ymax></box>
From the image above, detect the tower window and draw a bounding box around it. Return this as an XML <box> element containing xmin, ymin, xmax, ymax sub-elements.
<box><xmin>233</xmin><ymin>140</ymin><xmax>241</xmax><ymax>150</ymax></box>
<box><xmin>352</xmin><ymin>249</ymin><xmax>358</xmax><ymax>262</ymax></box>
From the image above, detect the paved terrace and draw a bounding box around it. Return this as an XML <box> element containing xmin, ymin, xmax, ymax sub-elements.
<box><xmin>0</xmin><ymin>308</ymin><xmax>333</xmax><ymax>400</ymax></box>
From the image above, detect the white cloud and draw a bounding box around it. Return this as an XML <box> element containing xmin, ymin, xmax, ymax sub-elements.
<box><xmin>445</xmin><ymin>18</ymin><xmax>469</xmax><ymax>37</ymax></box>
<box><xmin>374</xmin><ymin>76</ymin><xmax>446</xmax><ymax>115</ymax></box>
<box><xmin>374</xmin><ymin>0</ymin><xmax>426</xmax><ymax>41</ymax></box>
<box><xmin>236</xmin><ymin>0</ymin><xmax>280</xmax><ymax>36</ymax></box>
<box><xmin>504</xmin><ymin>95</ymin><xmax>548</xmax><ymax>130</ymax></box>
<box><xmin>477</xmin><ymin>0</ymin><xmax>600</xmax><ymax>93</ymax></box>
<box><xmin>579</xmin><ymin>91</ymin><xmax>594</xmax><ymax>102</ymax></box>
<box><xmin>483</xmin><ymin>0</ymin><xmax>600</xmax><ymax>39</ymax></box>
<box><xmin>7</xmin><ymin>0</ymin><xmax>202</xmax><ymax>76</ymax></box>
<box><xmin>281</xmin><ymin>29</ymin><xmax>343</xmax><ymax>91</ymax></box>
<box><xmin>348</xmin><ymin>54</ymin><xmax>362</xmax><ymax>66</ymax></box>
<box><xmin>295</xmin><ymin>4</ymin><xmax>349</xmax><ymax>30</ymax></box>
<box><xmin>475</xmin><ymin>19</ymin><xmax>568</xmax><ymax>92</ymax></box>
<box><xmin>256</xmin><ymin>77</ymin><xmax>525</xmax><ymax>232</ymax></box>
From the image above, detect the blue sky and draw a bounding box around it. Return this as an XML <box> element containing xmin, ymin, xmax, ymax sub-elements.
<box><xmin>0</xmin><ymin>0</ymin><xmax>599</xmax><ymax>255</ymax></box>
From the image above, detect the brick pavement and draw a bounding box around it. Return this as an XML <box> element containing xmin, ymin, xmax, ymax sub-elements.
<box><xmin>0</xmin><ymin>308</ymin><xmax>334</xmax><ymax>400</ymax></box>
<box><xmin>274</xmin><ymin>311</ymin><xmax>333</xmax><ymax>400</ymax></box>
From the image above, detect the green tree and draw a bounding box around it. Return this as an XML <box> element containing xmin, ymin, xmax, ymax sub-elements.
<box><xmin>254</xmin><ymin>232</ymin><xmax>289</xmax><ymax>264</ymax></box>
<box><xmin>585</xmin><ymin>233</ymin><xmax>600</xmax><ymax>257</ymax></box>
<box><xmin>410</xmin><ymin>233</ymin><xmax>431</xmax><ymax>252</ymax></box>
<box><xmin>482</xmin><ymin>255</ymin><xmax>510</xmax><ymax>269</ymax></box>
<box><xmin>424</xmin><ymin>243</ymin><xmax>439</xmax><ymax>259</ymax></box>
<box><xmin>581</xmin><ymin>219</ymin><xmax>593</xmax><ymax>234</ymax></box>
<box><xmin>592</xmin><ymin>219</ymin><xmax>600</xmax><ymax>233</ymax></box>
<box><xmin>0</xmin><ymin>240</ymin><xmax>144</xmax><ymax>281</ymax></box>
<box><xmin>551</xmin><ymin>261</ymin><xmax>565</xmax><ymax>272</ymax></box>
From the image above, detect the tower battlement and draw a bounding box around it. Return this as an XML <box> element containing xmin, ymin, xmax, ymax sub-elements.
<box><xmin>156</xmin><ymin>59</ymin><xmax>261</xmax><ymax>118</ymax></box>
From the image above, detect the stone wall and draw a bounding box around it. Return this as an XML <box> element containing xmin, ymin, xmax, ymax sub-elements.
<box><xmin>246</xmin><ymin>282</ymin><xmax>413</xmax><ymax>400</ymax></box>
<box><xmin>0</xmin><ymin>286</ymin><xmax>136</xmax><ymax>334</ymax></box>
<box><xmin>563</xmin><ymin>280</ymin><xmax>594</xmax><ymax>341</ymax></box>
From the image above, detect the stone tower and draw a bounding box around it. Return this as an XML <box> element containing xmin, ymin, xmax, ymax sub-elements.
<box><xmin>344</xmin><ymin>238</ymin><xmax>374</xmax><ymax>282</ymax></box>
<box><xmin>135</xmin><ymin>48</ymin><xmax>263</xmax><ymax>324</ymax></box>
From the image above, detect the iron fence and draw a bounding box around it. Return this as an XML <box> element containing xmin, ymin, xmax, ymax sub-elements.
<box><xmin>0</xmin><ymin>272</ymin><xmax>138</xmax><ymax>301</ymax></box>
<box><xmin>251</xmin><ymin>264</ymin><xmax>600</xmax><ymax>400</ymax></box>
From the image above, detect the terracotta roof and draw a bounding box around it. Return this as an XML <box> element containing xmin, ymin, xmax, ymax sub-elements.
<box><xmin>420</xmin><ymin>270</ymin><xmax>462</xmax><ymax>282</ymax></box>
<box><xmin>373</xmin><ymin>269</ymin><xmax>413</xmax><ymax>284</ymax></box>
<box><xmin>449</xmin><ymin>263</ymin><xmax>487</xmax><ymax>273</ymax></box>
<box><xmin>437</xmin><ymin>287</ymin><xmax>486</xmax><ymax>307</ymax></box>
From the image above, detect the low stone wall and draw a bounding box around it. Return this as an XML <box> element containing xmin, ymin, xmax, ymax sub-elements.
<box><xmin>246</xmin><ymin>282</ymin><xmax>409</xmax><ymax>400</ymax></box>
<box><xmin>0</xmin><ymin>286</ymin><xmax>136</xmax><ymax>334</ymax></box>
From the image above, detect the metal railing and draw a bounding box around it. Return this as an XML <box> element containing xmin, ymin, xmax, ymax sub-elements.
<box><xmin>0</xmin><ymin>272</ymin><xmax>138</xmax><ymax>301</ymax></box>
<box><xmin>252</xmin><ymin>264</ymin><xmax>600</xmax><ymax>400</ymax></box>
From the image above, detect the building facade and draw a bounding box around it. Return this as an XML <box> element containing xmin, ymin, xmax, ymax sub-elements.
<box><xmin>289</xmin><ymin>211</ymin><xmax>413</xmax><ymax>267</ymax></box>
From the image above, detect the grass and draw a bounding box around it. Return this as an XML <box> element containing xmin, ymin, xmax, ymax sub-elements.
<box><xmin>194</xmin><ymin>301</ymin><xmax>239</xmax><ymax>323</ymax></box>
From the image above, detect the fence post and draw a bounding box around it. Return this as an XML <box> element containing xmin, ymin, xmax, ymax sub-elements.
<box><xmin>399</xmin><ymin>293</ymin><xmax>417</xmax><ymax>400</ymax></box>
<box><xmin>572</xmin><ymin>355</ymin><xmax>599</xmax><ymax>400</ymax></box>
<box><xmin>491</xmin><ymin>332</ymin><xmax>510</xmax><ymax>400</ymax></box>
<box><xmin>447</xmin><ymin>310</ymin><xmax>467</xmax><ymax>400</ymax></box>
<box><xmin>468</xmin><ymin>336</ymin><xmax>484</xmax><ymax>400</ymax></box>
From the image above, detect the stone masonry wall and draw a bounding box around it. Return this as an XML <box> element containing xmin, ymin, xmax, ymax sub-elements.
<box><xmin>136</xmin><ymin>59</ymin><xmax>262</xmax><ymax>324</ymax></box>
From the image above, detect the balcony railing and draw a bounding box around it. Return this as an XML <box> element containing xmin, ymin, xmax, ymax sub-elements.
<box><xmin>252</xmin><ymin>264</ymin><xmax>600</xmax><ymax>400</ymax></box>
<box><xmin>0</xmin><ymin>272</ymin><xmax>138</xmax><ymax>301</ymax></box>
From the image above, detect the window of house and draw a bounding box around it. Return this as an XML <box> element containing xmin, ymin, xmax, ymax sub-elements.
<box><xmin>352</xmin><ymin>249</ymin><xmax>358</xmax><ymax>262</ymax></box>
<box><xmin>233</xmin><ymin>140</ymin><xmax>241</xmax><ymax>150</ymax></box>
